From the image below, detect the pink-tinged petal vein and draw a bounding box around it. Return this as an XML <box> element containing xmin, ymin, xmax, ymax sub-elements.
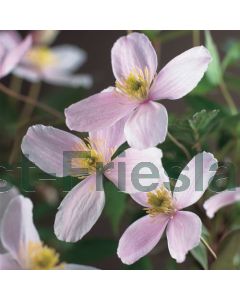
<box><xmin>166</xmin><ymin>211</ymin><xmax>202</xmax><ymax>263</ymax></box>
<box><xmin>118</xmin><ymin>214</ymin><xmax>169</xmax><ymax>265</ymax></box>
<box><xmin>124</xmin><ymin>101</ymin><xmax>168</xmax><ymax>149</ymax></box>
<box><xmin>21</xmin><ymin>125</ymin><xmax>87</xmax><ymax>177</ymax></box>
<box><xmin>54</xmin><ymin>174</ymin><xmax>105</xmax><ymax>242</ymax></box>
<box><xmin>111</xmin><ymin>32</ymin><xmax>157</xmax><ymax>83</ymax></box>
<box><xmin>65</xmin><ymin>90</ymin><xmax>137</xmax><ymax>132</ymax></box>
<box><xmin>149</xmin><ymin>46</ymin><xmax>211</xmax><ymax>101</ymax></box>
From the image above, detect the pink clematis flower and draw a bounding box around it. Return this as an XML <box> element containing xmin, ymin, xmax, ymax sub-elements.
<box><xmin>3</xmin><ymin>30</ymin><xmax>92</xmax><ymax>88</ymax></box>
<box><xmin>21</xmin><ymin>121</ymin><xmax>165</xmax><ymax>242</ymax></box>
<box><xmin>204</xmin><ymin>188</ymin><xmax>240</xmax><ymax>218</ymax></box>
<box><xmin>117</xmin><ymin>152</ymin><xmax>218</xmax><ymax>264</ymax></box>
<box><xmin>0</xmin><ymin>188</ymin><xmax>95</xmax><ymax>269</ymax></box>
<box><xmin>65</xmin><ymin>32</ymin><xmax>211</xmax><ymax>149</ymax></box>
<box><xmin>0</xmin><ymin>31</ymin><xmax>32</xmax><ymax>79</ymax></box>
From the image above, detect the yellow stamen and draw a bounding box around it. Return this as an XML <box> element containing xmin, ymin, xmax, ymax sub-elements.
<box><xmin>145</xmin><ymin>186</ymin><xmax>174</xmax><ymax>216</ymax></box>
<box><xmin>116</xmin><ymin>67</ymin><xmax>151</xmax><ymax>100</ymax></box>
<box><xmin>27</xmin><ymin>47</ymin><xmax>57</xmax><ymax>69</ymax></box>
<box><xmin>27</xmin><ymin>242</ymin><xmax>63</xmax><ymax>270</ymax></box>
<box><xmin>71</xmin><ymin>138</ymin><xmax>115</xmax><ymax>178</ymax></box>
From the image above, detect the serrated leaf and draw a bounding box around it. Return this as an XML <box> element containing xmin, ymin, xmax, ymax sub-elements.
<box><xmin>211</xmin><ymin>229</ymin><xmax>240</xmax><ymax>270</ymax></box>
<box><xmin>188</xmin><ymin>109</ymin><xmax>220</xmax><ymax>137</ymax></box>
<box><xmin>104</xmin><ymin>180</ymin><xmax>127</xmax><ymax>235</ymax></box>
<box><xmin>205</xmin><ymin>31</ymin><xmax>222</xmax><ymax>85</ymax></box>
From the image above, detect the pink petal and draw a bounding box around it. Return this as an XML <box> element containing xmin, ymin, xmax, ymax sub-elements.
<box><xmin>50</xmin><ymin>45</ymin><xmax>87</xmax><ymax>72</ymax></box>
<box><xmin>0</xmin><ymin>253</ymin><xmax>21</xmax><ymax>270</ymax></box>
<box><xmin>105</xmin><ymin>147</ymin><xmax>164</xmax><ymax>194</ymax></box>
<box><xmin>13</xmin><ymin>65</ymin><xmax>41</xmax><ymax>82</ymax></box>
<box><xmin>173</xmin><ymin>152</ymin><xmax>217</xmax><ymax>210</ymax></box>
<box><xmin>54</xmin><ymin>174</ymin><xmax>105</xmax><ymax>242</ymax></box>
<box><xmin>117</xmin><ymin>214</ymin><xmax>169</xmax><ymax>265</ymax></box>
<box><xmin>149</xmin><ymin>46</ymin><xmax>211</xmax><ymax>101</ymax></box>
<box><xmin>1</xmin><ymin>195</ymin><xmax>40</xmax><ymax>262</ymax></box>
<box><xmin>65</xmin><ymin>90</ymin><xmax>137</xmax><ymax>132</ymax></box>
<box><xmin>89</xmin><ymin>117</ymin><xmax>127</xmax><ymax>162</ymax></box>
<box><xmin>0</xmin><ymin>187</ymin><xmax>19</xmax><ymax>252</ymax></box>
<box><xmin>32</xmin><ymin>30</ymin><xmax>59</xmax><ymax>46</ymax></box>
<box><xmin>43</xmin><ymin>71</ymin><xmax>93</xmax><ymax>88</ymax></box>
<box><xmin>21</xmin><ymin>125</ymin><xmax>87</xmax><ymax>177</ymax></box>
<box><xmin>0</xmin><ymin>34</ymin><xmax>32</xmax><ymax>78</ymax></box>
<box><xmin>204</xmin><ymin>188</ymin><xmax>240</xmax><ymax>218</ymax></box>
<box><xmin>166</xmin><ymin>211</ymin><xmax>202</xmax><ymax>263</ymax></box>
<box><xmin>0</xmin><ymin>31</ymin><xmax>21</xmax><ymax>51</ymax></box>
<box><xmin>111</xmin><ymin>32</ymin><xmax>157</xmax><ymax>83</ymax></box>
<box><xmin>124</xmin><ymin>101</ymin><xmax>168</xmax><ymax>149</ymax></box>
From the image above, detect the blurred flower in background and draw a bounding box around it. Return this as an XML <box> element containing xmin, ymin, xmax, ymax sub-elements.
<box><xmin>5</xmin><ymin>30</ymin><xmax>93</xmax><ymax>88</ymax></box>
<box><xmin>0</xmin><ymin>31</ymin><xmax>32</xmax><ymax>79</ymax></box>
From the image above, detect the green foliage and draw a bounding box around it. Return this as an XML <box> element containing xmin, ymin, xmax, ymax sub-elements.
<box><xmin>211</xmin><ymin>229</ymin><xmax>240</xmax><ymax>269</ymax></box>
<box><xmin>104</xmin><ymin>180</ymin><xmax>127</xmax><ymax>235</ymax></box>
<box><xmin>205</xmin><ymin>31</ymin><xmax>222</xmax><ymax>85</ymax></box>
<box><xmin>222</xmin><ymin>41</ymin><xmax>240</xmax><ymax>72</ymax></box>
<box><xmin>191</xmin><ymin>243</ymin><xmax>208</xmax><ymax>270</ymax></box>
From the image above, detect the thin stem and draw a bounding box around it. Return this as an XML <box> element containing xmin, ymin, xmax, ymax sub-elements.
<box><xmin>200</xmin><ymin>236</ymin><xmax>217</xmax><ymax>260</ymax></box>
<box><xmin>192</xmin><ymin>30</ymin><xmax>200</xmax><ymax>46</ymax></box>
<box><xmin>219</xmin><ymin>80</ymin><xmax>238</xmax><ymax>115</ymax></box>
<box><xmin>167</xmin><ymin>132</ymin><xmax>191</xmax><ymax>160</ymax></box>
<box><xmin>0</xmin><ymin>82</ymin><xmax>64</xmax><ymax>119</ymax></box>
<box><xmin>9</xmin><ymin>82</ymin><xmax>42</xmax><ymax>164</ymax></box>
<box><xmin>8</xmin><ymin>75</ymin><xmax>23</xmax><ymax>104</ymax></box>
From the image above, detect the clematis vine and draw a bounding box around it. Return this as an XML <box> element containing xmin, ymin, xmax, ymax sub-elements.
<box><xmin>65</xmin><ymin>32</ymin><xmax>211</xmax><ymax>149</ymax></box>
<box><xmin>0</xmin><ymin>31</ymin><xmax>32</xmax><ymax>79</ymax></box>
<box><xmin>21</xmin><ymin>120</ymin><xmax>165</xmax><ymax>242</ymax></box>
<box><xmin>0</xmin><ymin>188</ymin><xmax>95</xmax><ymax>270</ymax></box>
<box><xmin>204</xmin><ymin>187</ymin><xmax>240</xmax><ymax>218</ymax></box>
<box><xmin>3</xmin><ymin>30</ymin><xmax>92</xmax><ymax>88</ymax></box>
<box><xmin>117</xmin><ymin>152</ymin><xmax>218</xmax><ymax>264</ymax></box>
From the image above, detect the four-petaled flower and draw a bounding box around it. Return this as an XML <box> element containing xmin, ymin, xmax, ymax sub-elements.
<box><xmin>117</xmin><ymin>152</ymin><xmax>217</xmax><ymax>264</ymax></box>
<box><xmin>65</xmin><ymin>32</ymin><xmax>211</xmax><ymax>149</ymax></box>
<box><xmin>21</xmin><ymin>121</ymin><xmax>165</xmax><ymax>242</ymax></box>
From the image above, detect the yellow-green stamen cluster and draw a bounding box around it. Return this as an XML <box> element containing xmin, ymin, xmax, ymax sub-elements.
<box><xmin>27</xmin><ymin>47</ymin><xmax>57</xmax><ymax>69</ymax></box>
<box><xmin>116</xmin><ymin>67</ymin><xmax>151</xmax><ymax>100</ymax></box>
<box><xmin>27</xmin><ymin>242</ymin><xmax>63</xmax><ymax>270</ymax></box>
<box><xmin>145</xmin><ymin>186</ymin><xmax>174</xmax><ymax>216</ymax></box>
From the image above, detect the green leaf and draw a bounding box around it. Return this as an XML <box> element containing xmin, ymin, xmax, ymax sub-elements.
<box><xmin>211</xmin><ymin>229</ymin><xmax>240</xmax><ymax>269</ymax></box>
<box><xmin>186</xmin><ymin>95</ymin><xmax>227</xmax><ymax>115</ymax></box>
<box><xmin>205</xmin><ymin>31</ymin><xmax>222</xmax><ymax>85</ymax></box>
<box><xmin>104</xmin><ymin>180</ymin><xmax>127</xmax><ymax>235</ymax></box>
<box><xmin>222</xmin><ymin>41</ymin><xmax>240</xmax><ymax>72</ymax></box>
<box><xmin>191</xmin><ymin>243</ymin><xmax>208</xmax><ymax>270</ymax></box>
<box><xmin>127</xmin><ymin>256</ymin><xmax>153</xmax><ymax>270</ymax></box>
<box><xmin>188</xmin><ymin>109</ymin><xmax>220</xmax><ymax>138</ymax></box>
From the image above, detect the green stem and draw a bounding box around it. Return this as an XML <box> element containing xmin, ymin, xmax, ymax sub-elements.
<box><xmin>219</xmin><ymin>80</ymin><xmax>238</xmax><ymax>115</ymax></box>
<box><xmin>201</xmin><ymin>236</ymin><xmax>217</xmax><ymax>260</ymax></box>
<box><xmin>167</xmin><ymin>132</ymin><xmax>191</xmax><ymax>160</ymax></box>
<box><xmin>8</xmin><ymin>75</ymin><xmax>23</xmax><ymax>104</ymax></box>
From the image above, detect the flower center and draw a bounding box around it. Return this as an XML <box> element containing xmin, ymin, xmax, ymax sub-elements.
<box><xmin>116</xmin><ymin>67</ymin><xmax>151</xmax><ymax>100</ymax></box>
<box><xmin>71</xmin><ymin>138</ymin><xmax>113</xmax><ymax>178</ymax></box>
<box><xmin>145</xmin><ymin>186</ymin><xmax>174</xmax><ymax>216</ymax></box>
<box><xmin>27</xmin><ymin>46</ymin><xmax>57</xmax><ymax>69</ymax></box>
<box><xmin>27</xmin><ymin>242</ymin><xmax>63</xmax><ymax>270</ymax></box>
